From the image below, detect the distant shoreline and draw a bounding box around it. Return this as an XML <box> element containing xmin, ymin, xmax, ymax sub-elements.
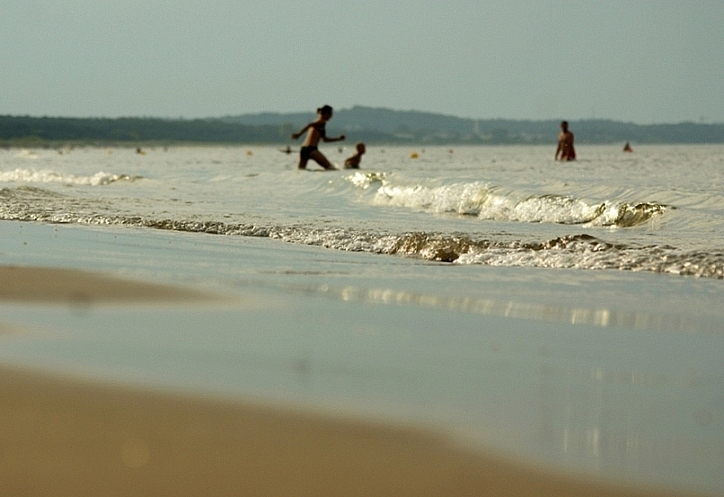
<box><xmin>2</xmin><ymin>109</ymin><xmax>723</xmax><ymax>145</ymax></box>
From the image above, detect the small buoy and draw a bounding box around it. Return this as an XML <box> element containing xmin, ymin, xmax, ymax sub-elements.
<box><xmin>410</xmin><ymin>152</ymin><xmax>419</xmax><ymax>159</ymax></box>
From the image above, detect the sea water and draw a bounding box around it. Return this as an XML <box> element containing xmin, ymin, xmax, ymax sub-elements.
<box><xmin>2</xmin><ymin>144</ymin><xmax>723</xmax><ymax>276</ymax></box>
<box><xmin>1</xmin><ymin>144</ymin><xmax>723</xmax><ymax>493</ymax></box>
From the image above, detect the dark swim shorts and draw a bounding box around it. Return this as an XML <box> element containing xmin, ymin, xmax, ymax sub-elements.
<box><xmin>300</xmin><ymin>146</ymin><xmax>318</xmax><ymax>161</ymax></box>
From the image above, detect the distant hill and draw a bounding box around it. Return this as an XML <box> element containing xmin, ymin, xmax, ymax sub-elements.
<box><xmin>1</xmin><ymin>108</ymin><xmax>722</xmax><ymax>145</ymax></box>
<box><xmin>224</xmin><ymin>106</ymin><xmax>724</xmax><ymax>145</ymax></box>
<box><xmin>0</xmin><ymin>116</ymin><xmax>292</xmax><ymax>146</ymax></box>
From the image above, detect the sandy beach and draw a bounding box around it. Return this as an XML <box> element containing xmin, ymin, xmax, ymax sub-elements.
<box><xmin>0</xmin><ymin>368</ymin><xmax>687</xmax><ymax>497</ymax></box>
<box><xmin>0</xmin><ymin>264</ymin><xmax>711</xmax><ymax>496</ymax></box>
<box><xmin>3</xmin><ymin>0</ymin><xmax>724</xmax><ymax>488</ymax></box>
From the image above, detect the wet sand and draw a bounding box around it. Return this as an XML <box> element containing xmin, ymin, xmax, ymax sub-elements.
<box><xmin>0</xmin><ymin>265</ymin><xmax>216</xmax><ymax>304</ymax></box>
<box><xmin>0</xmin><ymin>265</ymin><xmax>705</xmax><ymax>496</ymax></box>
<box><xmin>2</xmin><ymin>364</ymin><xmax>697</xmax><ymax>497</ymax></box>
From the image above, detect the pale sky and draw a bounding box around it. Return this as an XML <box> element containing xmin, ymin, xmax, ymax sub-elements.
<box><xmin>2</xmin><ymin>0</ymin><xmax>722</xmax><ymax>123</ymax></box>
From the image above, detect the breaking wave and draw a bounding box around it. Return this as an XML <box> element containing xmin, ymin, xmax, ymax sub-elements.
<box><xmin>346</xmin><ymin>172</ymin><xmax>668</xmax><ymax>228</ymax></box>
<box><xmin>0</xmin><ymin>186</ymin><xmax>721</xmax><ymax>279</ymax></box>
<box><xmin>0</xmin><ymin>167</ymin><xmax>141</xmax><ymax>186</ymax></box>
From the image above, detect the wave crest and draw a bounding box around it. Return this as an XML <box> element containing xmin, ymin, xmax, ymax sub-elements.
<box><xmin>0</xmin><ymin>168</ymin><xmax>141</xmax><ymax>186</ymax></box>
<box><xmin>347</xmin><ymin>174</ymin><xmax>668</xmax><ymax>228</ymax></box>
<box><xmin>0</xmin><ymin>187</ymin><xmax>719</xmax><ymax>279</ymax></box>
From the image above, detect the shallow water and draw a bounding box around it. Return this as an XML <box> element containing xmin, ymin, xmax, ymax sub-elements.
<box><xmin>1</xmin><ymin>145</ymin><xmax>724</xmax><ymax>493</ymax></box>
<box><xmin>1</xmin><ymin>144</ymin><xmax>723</xmax><ymax>277</ymax></box>
<box><xmin>0</xmin><ymin>221</ymin><xmax>723</xmax><ymax>494</ymax></box>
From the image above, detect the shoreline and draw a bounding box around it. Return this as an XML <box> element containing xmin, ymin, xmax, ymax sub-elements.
<box><xmin>0</xmin><ymin>264</ymin><xmax>714</xmax><ymax>496</ymax></box>
<box><xmin>0</xmin><ymin>364</ymin><xmax>696</xmax><ymax>497</ymax></box>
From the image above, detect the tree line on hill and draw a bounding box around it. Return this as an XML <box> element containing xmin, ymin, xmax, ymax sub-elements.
<box><xmin>2</xmin><ymin>107</ymin><xmax>722</xmax><ymax>146</ymax></box>
<box><xmin>0</xmin><ymin>116</ymin><xmax>292</xmax><ymax>146</ymax></box>
<box><xmin>224</xmin><ymin>106</ymin><xmax>724</xmax><ymax>144</ymax></box>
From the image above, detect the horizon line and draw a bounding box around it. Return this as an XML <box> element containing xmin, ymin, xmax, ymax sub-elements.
<box><xmin>1</xmin><ymin>110</ymin><xmax>722</xmax><ymax>127</ymax></box>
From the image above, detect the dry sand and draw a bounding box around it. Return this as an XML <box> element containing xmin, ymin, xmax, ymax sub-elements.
<box><xmin>0</xmin><ymin>266</ymin><xmax>705</xmax><ymax>496</ymax></box>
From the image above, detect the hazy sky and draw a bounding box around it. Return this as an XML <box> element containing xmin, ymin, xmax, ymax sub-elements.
<box><xmin>2</xmin><ymin>1</ymin><xmax>722</xmax><ymax>123</ymax></box>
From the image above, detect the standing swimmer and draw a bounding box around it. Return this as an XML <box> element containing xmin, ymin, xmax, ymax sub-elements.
<box><xmin>555</xmin><ymin>121</ymin><xmax>576</xmax><ymax>161</ymax></box>
<box><xmin>291</xmin><ymin>105</ymin><xmax>345</xmax><ymax>170</ymax></box>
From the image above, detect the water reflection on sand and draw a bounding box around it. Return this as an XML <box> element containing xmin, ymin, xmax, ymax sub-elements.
<box><xmin>291</xmin><ymin>282</ymin><xmax>722</xmax><ymax>334</ymax></box>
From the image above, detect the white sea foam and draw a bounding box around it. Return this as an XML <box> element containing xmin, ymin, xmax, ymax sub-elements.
<box><xmin>0</xmin><ymin>183</ymin><xmax>720</xmax><ymax>278</ymax></box>
<box><xmin>0</xmin><ymin>168</ymin><xmax>137</xmax><ymax>186</ymax></box>
<box><xmin>352</xmin><ymin>175</ymin><xmax>666</xmax><ymax>227</ymax></box>
<box><xmin>14</xmin><ymin>149</ymin><xmax>39</xmax><ymax>159</ymax></box>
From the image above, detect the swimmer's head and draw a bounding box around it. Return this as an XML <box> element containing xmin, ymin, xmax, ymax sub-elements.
<box><xmin>317</xmin><ymin>105</ymin><xmax>333</xmax><ymax>119</ymax></box>
<box><xmin>356</xmin><ymin>142</ymin><xmax>366</xmax><ymax>154</ymax></box>
<box><xmin>560</xmin><ymin>120</ymin><xmax>569</xmax><ymax>131</ymax></box>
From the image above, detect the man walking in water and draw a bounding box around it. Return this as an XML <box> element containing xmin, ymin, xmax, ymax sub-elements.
<box><xmin>555</xmin><ymin>121</ymin><xmax>576</xmax><ymax>161</ymax></box>
<box><xmin>291</xmin><ymin>105</ymin><xmax>345</xmax><ymax>170</ymax></box>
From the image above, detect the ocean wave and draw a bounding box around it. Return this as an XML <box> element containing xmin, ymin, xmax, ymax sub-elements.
<box><xmin>0</xmin><ymin>167</ymin><xmax>141</xmax><ymax>186</ymax></box>
<box><xmin>345</xmin><ymin>172</ymin><xmax>668</xmax><ymax>228</ymax></box>
<box><xmin>14</xmin><ymin>149</ymin><xmax>39</xmax><ymax>159</ymax></box>
<box><xmin>0</xmin><ymin>187</ymin><xmax>720</xmax><ymax>279</ymax></box>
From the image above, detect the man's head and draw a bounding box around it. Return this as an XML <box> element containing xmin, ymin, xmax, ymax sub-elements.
<box><xmin>317</xmin><ymin>105</ymin><xmax>333</xmax><ymax>120</ymax></box>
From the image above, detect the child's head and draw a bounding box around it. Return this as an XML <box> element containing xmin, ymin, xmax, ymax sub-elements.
<box><xmin>317</xmin><ymin>105</ymin><xmax>333</xmax><ymax>120</ymax></box>
<box><xmin>356</xmin><ymin>142</ymin><xmax>366</xmax><ymax>154</ymax></box>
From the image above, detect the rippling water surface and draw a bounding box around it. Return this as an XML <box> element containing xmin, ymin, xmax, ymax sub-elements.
<box><xmin>2</xmin><ymin>144</ymin><xmax>723</xmax><ymax>277</ymax></box>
